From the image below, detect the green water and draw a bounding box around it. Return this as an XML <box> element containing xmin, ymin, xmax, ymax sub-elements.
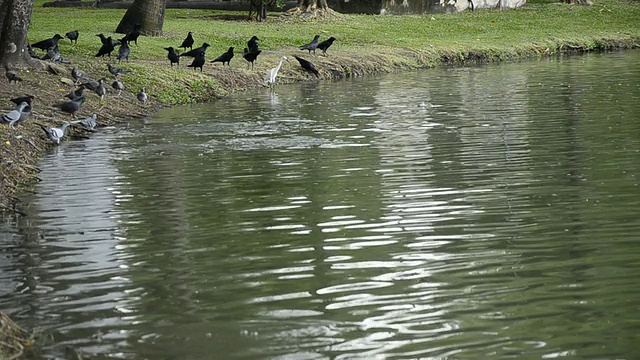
<box><xmin>2</xmin><ymin>50</ymin><xmax>640</xmax><ymax>359</ymax></box>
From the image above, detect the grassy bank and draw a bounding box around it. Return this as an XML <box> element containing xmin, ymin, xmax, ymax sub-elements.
<box><xmin>1</xmin><ymin>0</ymin><xmax>639</xmax><ymax>215</ymax></box>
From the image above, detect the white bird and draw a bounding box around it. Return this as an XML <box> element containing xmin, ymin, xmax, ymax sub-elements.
<box><xmin>137</xmin><ymin>88</ymin><xmax>147</xmax><ymax>104</ymax></box>
<box><xmin>40</xmin><ymin>123</ymin><xmax>70</xmax><ymax>144</ymax></box>
<box><xmin>73</xmin><ymin>114</ymin><xmax>97</xmax><ymax>130</ymax></box>
<box><xmin>264</xmin><ymin>56</ymin><xmax>289</xmax><ymax>88</ymax></box>
<box><xmin>1</xmin><ymin>102</ymin><xmax>29</xmax><ymax>128</ymax></box>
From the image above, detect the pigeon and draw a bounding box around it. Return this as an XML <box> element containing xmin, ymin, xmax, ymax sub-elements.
<box><xmin>111</xmin><ymin>78</ymin><xmax>124</xmax><ymax>96</ymax></box>
<box><xmin>247</xmin><ymin>36</ymin><xmax>259</xmax><ymax>52</ymax></box>
<box><xmin>95</xmin><ymin>78</ymin><xmax>106</xmax><ymax>100</ymax></box>
<box><xmin>123</xmin><ymin>23</ymin><xmax>141</xmax><ymax>46</ymax></box>
<box><xmin>242</xmin><ymin>47</ymin><xmax>261</xmax><ymax>70</ymax></box>
<box><xmin>1</xmin><ymin>102</ymin><xmax>29</xmax><ymax>128</ymax></box>
<box><xmin>179</xmin><ymin>42</ymin><xmax>210</xmax><ymax>58</ymax></box>
<box><xmin>187</xmin><ymin>51</ymin><xmax>205</xmax><ymax>72</ymax></box>
<box><xmin>56</xmin><ymin>97</ymin><xmax>85</xmax><ymax>116</ymax></box>
<box><xmin>316</xmin><ymin>36</ymin><xmax>336</xmax><ymax>56</ymax></box>
<box><xmin>10</xmin><ymin>95</ymin><xmax>34</xmax><ymax>107</ymax></box>
<box><xmin>31</xmin><ymin>34</ymin><xmax>64</xmax><ymax>51</ymax></box>
<box><xmin>6</xmin><ymin>70</ymin><xmax>22</xmax><ymax>84</ymax></box>
<box><xmin>299</xmin><ymin>34</ymin><xmax>321</xmax><ymax>55</ymax></box>
<box><xmin>81</xmin><ymin>78</ymin><xmax>100</xmax><ymax>91</ymax></box>
<box><xmin>96</xmin><ymin>37</ymin><xmax>117</xmax><ymax>58</ymax></box>
<box><xmin>293</xmin><ymin>56</ymin><xmax>319</xmax><ymax>78</ymax></box>
<box><xmin>42</xmin><ymin>44</ymin><xmax>62</xmax><ymax>62</ymax></box>
<box><xmin>96</xmin><ymin>34</ymin><xmax>120</xmax><ymax>47</ymax></box>
<box><xmin>108</xmin><ymin>63</ymin><xmax>130</xmax><ymax>77</ymax></box>
<box><xmin>117</xmin><ymin>39</ymin><xmax>130</xmax><ymax>63</ymax></box>
<box><xmin>180</xmin><ymin>31</ymin><xmax>194</xmax><ymax>51</ymax></box>
<box><xmin>71</xmin><ymin>66</ymin><xmax>84</xmax><ymax>83</ymax></box>
<box><xmin>27</xmin><ymin>44</ymin><xmax>40</xmax><ymax>59</ymax></box>
<box><xmin>13</xmin><ymin>102</ymin><xmax>32</xmax><ymax>128</ymax></box>
<box><xmin>40</xmin><ymin>123</ymin><xmax>70</xmax><ymax>144</ymax></box>
<box><xmin>137</xmin><ymin>88</ymin><xmax>147</xmax><ymax>104</ymax></box>
<box><xmin>73</xmin><ymin>114</ymin><xmax>98</xmax><ymax>131</ymax></box>
<box><xmin>164</xmin><ymin>46</ymin><xmax>180</xmax><ymax>67</ymax></box>
<box><xmin>210</xmin><ymin>47</ymin><xmax>234</xmax><ymax>66</ymax></box>
<box><xmin>65</xmin><ymin>30</ymin><xmax>79</xmax><ymax>44</ymax></box>
<box><xmin>66</xmin><ymin>87</ymin><xmax>84</xmax><ymax>101</ymax></box>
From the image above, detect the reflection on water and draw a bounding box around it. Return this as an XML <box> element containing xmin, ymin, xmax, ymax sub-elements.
<box><xmin>2</xmin><ymin>50</ymin><xmax>640</xmax><ymax>359</ymax></box>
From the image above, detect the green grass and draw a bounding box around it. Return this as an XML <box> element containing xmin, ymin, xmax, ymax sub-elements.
<box><xmin>26</xmin><ymin>0</ymin><xmax>640</xmax><ymax>103</ymax></box>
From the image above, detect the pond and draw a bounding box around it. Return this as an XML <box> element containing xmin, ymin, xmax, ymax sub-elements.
<box><xmin>2</xmin><ymin>50</ymin><xmax>640</xmax><ymax>359</ymax></box>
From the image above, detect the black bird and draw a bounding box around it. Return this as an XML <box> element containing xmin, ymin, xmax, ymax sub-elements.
<box><xmin>66</xmin><ymin>87</ymin><xmax>84</xmax><ymax>101</ymax></box>
<box><xmin>123</xmin><ymin>23</ymin><xmax>141</xmax><ymax>46</ymax></box>
<box><xmin>247</xmin><ymin>36</ymin><xmax>259</xmax><ymax>52</ymax></box>
<box><xmin>180</xmin><ymin>42</ymin><xmax>210</xmax><ymax>58</ymax></box>
<box><xmin>180</xmin><ymin>31</ymin><xmax>194</xmax><ymax>51</ymax></box>
<box><xmin>96</xmin><ymin>33</ymin><xmax>121</xmax><ymax>47</ymax></box>
<box><xmin>65</xmin><ymin>30</ymin><xmax>79</xmax><ymax>44</ymax></box>
<box><xmin>6</xmin><ymin>70</ymin><xmax>22</xmax><ymax>84</ymax></box>
<box><xmin>187</xmin><ymin>52</ymin><xmax>205</xmax><ymax>72</ymax></box>
<box><xmin>108</xmin><ymin>63</ymin><xmax>130</xmax><ymax>77</ymax></box>
<box><xmin>164</xmin><ymin>46</ymin><xmax>180</xmax><ymax>67</ymax></box>
<box><xmin>96</xmin><ymin>36</ymin><xmax>116</xmax><ymax>58</ymax></box>
<box><xmin>56</xmin><ymin>97</ymin><xmax>85</xmax><ymax>116</ymax></box>
<box><xmin>293</xmin><ymin>56</ymin><xmax>319</xmax><ymax>78</ymax></box>
<box><xmin>316</xmin><ymin>36</ymin><xmax>336</xmax><ymax>56</ymax></box>
<box><xmin>10</xmin><ymin>95</ymin><xmax>34</xmax><ymax>107</ymax></box>
<box><xmin>299</xmin><ymin>35</ymin><xmax>321</xmax><ymax>55</ymax></box>
<box><xmin>242</xmin><ymin>47</ymin><xmax>261</xmax><ymax>70</ymax></box>
<box><xmin>211</xmin><ymin>47</ymin><xmax>234</xmax><ymax>67</ymax></box>
<box><xmin>117</xmin><ymin>39</ymin><xmax>130</xmax><ymax>63</ymax></box>
<box><xmin>31</xmin><ymin>34</ymin><xmax>64</xmax><ymax>51</ymax></box>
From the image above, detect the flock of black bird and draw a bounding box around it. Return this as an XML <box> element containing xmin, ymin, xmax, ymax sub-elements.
<box><xmin>3</xmin><ymin>27</ymin><xmax>337</xmax><ymax>145</ymax></box>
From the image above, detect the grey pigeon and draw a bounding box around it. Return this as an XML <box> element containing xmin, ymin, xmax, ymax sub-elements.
<box><xmin>6</xmin><ymin>70</ymin><xmax>22</xmax><ymax>84</ymax></box>
<box><xmin>73</xmin><ymin>114</ymin><xmax>97</xmax><ymax>130</ymax></box>
<box><xmin>65</xmin><ymin>30</ymin><xmax>79</xmax><ymax>44</ymax></box>
<box><xmin>112</xmin><ymin>79</ymin><xmax>124</xmax><ymax>96</ymax></box>
<box><xmin>56</xmin><ymin>97</ymin><xmax>85</xmax><ymax>116</ymax></box>
<box><xmin>40</xmin><ymin>123</ymin><xmax>70</xmax><ymax>144</ymax></box>
<box><xmin>27</xmin><ymin>44</ymin><xmax>39</xmax><ymax>59</ymax></box>
<box><xmin>66</xmin><ymin>87</ymin><xmax>84</xmax><ymax>101</ymax></box>
<box><xmin>117</xmin><ymin>39</ymin><xmax>130</xmax><ymax>63</ymax></box>
<box><xmin>108</xmin><ymin>63</ymin><xmax>130</xmax><ymax>77</ymax></box>
<box><xmin>211</xmin><ymin>47</ymin><xmax>234</xmax><ymax>67</ymax></box>
<box><xmin>95</xmin><ymin>78</ymin><xmax>106</xmax><ymax>100</ymax></box>
<box><xmin>81</xmin><ymin>78</ymin><xmax>100</xmax><ymax>91</ymax></box>
<box><xmin>42</xmin><ymin>44</ymin><xmax>62</xmax><ymax>62</ymax></box>
<box><xmin>299</xmin><ymin>35</ymin><xmax>320</xmax><ymax>55</ymax></box>
<box><xmin>71</xmin><ymin>66</ymin><xmax>83</xmax><ymax>83</ymax></box>
<box><xmin>137</xmin><ymin>88</ymin><xmax>147</xmax><ymax>104</ymax></box>
<box><xmin>1</xmin><ymin>102</ymin><xmax>29</xmax><ymax>128</ymax></box>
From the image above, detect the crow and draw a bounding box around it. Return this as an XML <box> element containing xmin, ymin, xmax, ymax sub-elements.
<box><xmin>299</xmin><ymin>34</ymin><xmax>320</xmax><ymax>55</ymax></box>
<box><xmin>123</xmin><ymin>23</ymin><xmax>141</xmax><ymax>46</ymax></box>
<box><xmin>247</xmin><ymin>36</ymin><xmax>259</xmax><ymax>53</ymax></box>
<box><xmin>96</xmin><ymin>36</ymin><xmax>116</xmax><ymax>58</ymax></box>
<box><xmin>210</xmin><ymin>47</ymin><xmax>234</xmax><ymax>67</ymax></box>
<box><xmin>65</xmin><ymin>87</ymin><xmax>84</xmax><ymax>101</ymax></box>
<box><xmin>10</xmin><ymin>95</ymin><xmax>34</xmax><ymax>107</ymax></box>
<box><xmin>179</xmin><ymin>42</ymin><xmax>210</xmax><ymax>58</ymax></box>
<box><xmin>117</xmin><ymin>39</ymin><xmax>130</xmax><ymax>63</ymax></box>
<box><xmin>164</xmin><ymin>46</ymin><xmax>180</xmax><ymax>67</ymax></box>
<box><xmin>293</xmin><ymin>56</ymin><xmax>319</xmax><ymax>78</ymax></box>
<box><xmin>65</xmin><ymin>30</ymin><xmax>79</xmax><ymax>44</ymax></box>
<box><xmin>316</xmin><ymin>36</ymin><xmax>336</xmax><ymax>56</ymax></box>
<box><xmin>187</xmin><ymin>51</ymin><xmax>206</xmax><ymax>72</ymax></box>
<box><xmin>31</xmin><ymin>34</ymin><xmax>64</xmax><ymax>51</ymax></box>
<box><xmin>180</xmin><ymin>31</ymin><xmax>194</xmax><ymax>51</ymax></box>
<box><xmin>96</xmin><ymin>33</ymin><xmax>121</xmax><ymax>47</ymax></box>
<box><xmin>242</xmin><ymin>47</ymin><xmax>261</xmax><ymax>70</ymax></box>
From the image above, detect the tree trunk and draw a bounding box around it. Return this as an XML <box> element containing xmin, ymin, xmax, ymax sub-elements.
<box><xmin>0</xmin><ymin>0</ymin><xmax>34</xmax><ymax>70</ymax></box>
<box><xmin>291</xmin><ymin>0</ymin><xmax>335</xmax><ymax>16</ymax></box>
<box><xmin>115</xmin><ymin>0</ymin><xmax>167</xmax><ymax>37</ymax></box>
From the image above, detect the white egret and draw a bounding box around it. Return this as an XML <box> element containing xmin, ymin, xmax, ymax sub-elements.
<box><xmin>265</xmin><ymin>56</ymin><xmax>289</xmax><ymax>88</ymax></box>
